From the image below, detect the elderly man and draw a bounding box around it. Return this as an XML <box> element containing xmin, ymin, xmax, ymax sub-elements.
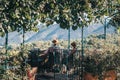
<box><xmin>47</xmin><ymin>39</ymin><xmax>61</xmax><ymax>72</ymax></box>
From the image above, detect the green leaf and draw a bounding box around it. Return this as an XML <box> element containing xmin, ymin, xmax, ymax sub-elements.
<box><xmin>72</xmin><ymin>25</ymin><xmax>78</xmax><ymax>30</ymax></box>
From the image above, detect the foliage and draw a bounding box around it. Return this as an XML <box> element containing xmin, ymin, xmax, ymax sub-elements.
<box><xmin>38</xmin><ymin>0</ymin><xmax>97</xmax><ymax>29</ymax></box>
<box><xmin>109</xmin><ymin>13</ymin><xmax>120</xmax><ymax>29</ymax></box>
<box><xmin>0</xmin><ymin>0</ymin><xmax>120</xmax><ymax>36</ymax></box>
<box><xmin>84</xmin><ymin>51</ymin><xmax>120</xmax><ymax>73</ymax></box>
<box><xmin>36</xmin><ymin>0</ymin><xmax>120</xmax><ymax>30</ymax></box>
<box><xmin>0</xmin><ymin>0</ymin><xmax>43</xmax><ymax>36</ymax></box>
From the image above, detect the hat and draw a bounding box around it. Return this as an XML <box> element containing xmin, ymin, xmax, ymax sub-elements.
<box><xmin>52</xmin><ymin>39</ymin><xmax>59</xmax><ymax>44</ymax></box>
<box><xmin>71</xmin><ymin>42</ymin><xmax>76</xmax><ymax>47</ymax></box>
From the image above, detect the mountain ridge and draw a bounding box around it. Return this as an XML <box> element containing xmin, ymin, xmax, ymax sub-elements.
<box><xmin>0</xmin><ymin>23</ymin><xmax>115</xmax><ymax>46</ymax></box>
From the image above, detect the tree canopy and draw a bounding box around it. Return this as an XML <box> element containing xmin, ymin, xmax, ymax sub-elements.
<box><xmin>0</xmin><ymin>0</ymin><xmax>120</xmax><ymax>36</ymax></box>
<box><xmin>0</xmin><ymin>0</ymin><xmax>43</xmax><ymax>36</ymax></box>
<box><xmin>37</xmin><ymin>0</ymin><xmax>120</xmax><ymax>29</ymax></box>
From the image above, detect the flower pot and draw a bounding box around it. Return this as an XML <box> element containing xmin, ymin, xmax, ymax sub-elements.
<box><xmin>84</xmin><ymin>72</ymin><xmax>98</xmax><ymax>80</ymax></box>
<box><xmin>103</xmin><ymin>70</ymin><xmax>117</xmax><ymax>80</ymax></box>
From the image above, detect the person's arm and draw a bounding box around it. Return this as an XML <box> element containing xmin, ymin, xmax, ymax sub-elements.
<box><xmin>39</xmin><ymin>50</ymin><xmax>48</xmax><ymax>57</ymax></box>
<box><xmin>70</xmin><ymin>48</ymin><xmax>77</xmax><ymax>55</ymax></box>
<box><xmin>39</xmin><ymin>47</ymin><xmax>53</xmax><ymax>57</ymax></box>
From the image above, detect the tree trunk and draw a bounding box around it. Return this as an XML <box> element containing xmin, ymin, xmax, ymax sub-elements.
<box><xmin>104</xmin><ymin>18</ymin><xmax>107</xmax><ymax>40</ymax></box>
<box><xmin>3</xmin><ymin>27</ymin><xmax>8</xmax><ymax>69</ymax></box>
<box><xmin>5</xmin><ymin>31</ymin><xmax>8</xmax><ymax>69</ymax></box>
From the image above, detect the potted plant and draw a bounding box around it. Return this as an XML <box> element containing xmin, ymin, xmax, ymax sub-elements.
<box><xmin>102</xmin><ymin>51</ymin><xmax>120</xmax><ymax>80</ymax></box>
<box><xmin>84</xmin><ymin>54</ymin><xmax>102</xmax><ymax>80</ymax></box>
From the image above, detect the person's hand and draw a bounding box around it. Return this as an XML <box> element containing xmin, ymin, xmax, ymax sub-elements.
<box><xmin>27</xmin><ymin>68</ymin><xmax>33</xmax><ymax>78</ymax></box>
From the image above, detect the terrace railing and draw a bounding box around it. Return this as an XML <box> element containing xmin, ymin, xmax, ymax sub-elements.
<box><xmin>26</xmin><ymin>49</ymin><xmax>84</xmax><ymax>80</ymax></box>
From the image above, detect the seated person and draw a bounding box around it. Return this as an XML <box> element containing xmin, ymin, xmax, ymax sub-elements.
<box><xmin>27</xmin><ymin>48</ymin><xmax>40</xmax><ymax>80</ymax></box>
